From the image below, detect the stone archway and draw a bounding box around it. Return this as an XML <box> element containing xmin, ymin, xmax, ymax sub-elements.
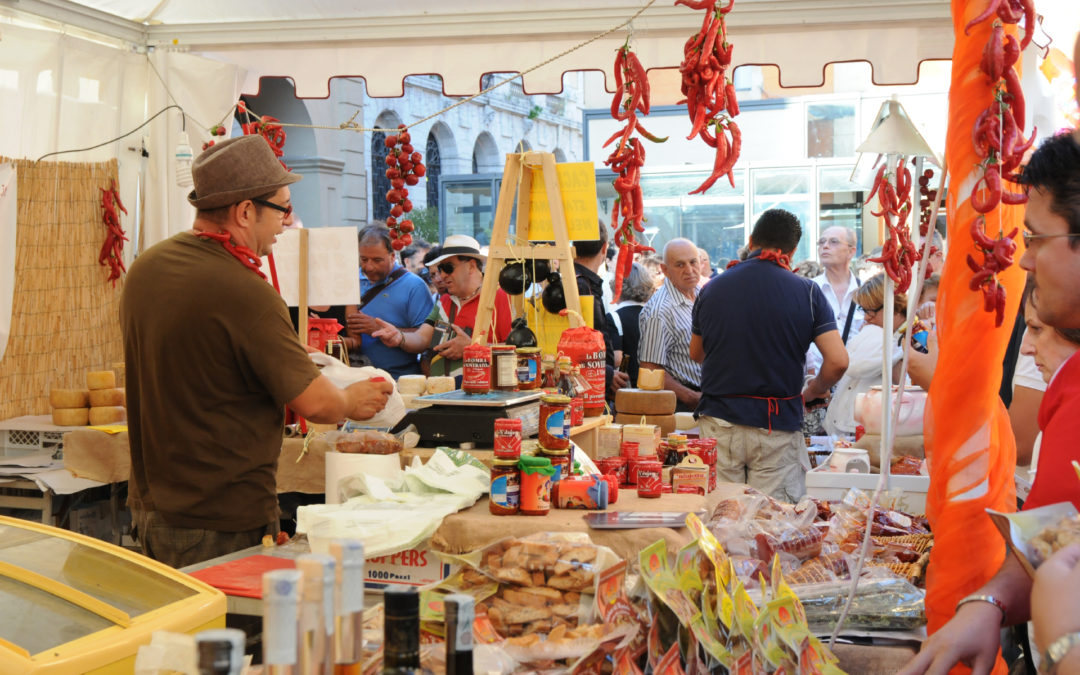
<box><xmin>472</xmin><ymin>131</ymin><xmax>500</xmax><ymax>174</ymax></box>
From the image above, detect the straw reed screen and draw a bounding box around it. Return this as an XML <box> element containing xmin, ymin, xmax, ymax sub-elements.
<box><xmin>0</xmin><ymin>158</ymin><xmax>124</xmax><ymax>419</ymax></box>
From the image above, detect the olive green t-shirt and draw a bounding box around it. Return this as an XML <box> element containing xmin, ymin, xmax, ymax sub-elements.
<box><xmin>120</xmin><ymin>232</ymin><xmax>320</xmax><ymax>531</ymax></box>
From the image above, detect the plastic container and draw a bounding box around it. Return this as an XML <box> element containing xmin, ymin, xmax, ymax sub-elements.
<box><xmin>552</xmin><ymin>475</ymin><xmax>608</xmax><ymax>510</ymax></box>
<box><xmin>637</xmin><ymin>459</ymin><xmax>662</xmax><ymax>498</ymax></box>
<box><xmin>493</xmin><ymin>418</ymin><xmax>522</xmax><ymax>460</ymax></box>
<box><xmin>518</xmin><ymin>456</ymin><xmax>555</xmax><ymax>515</ymax></box>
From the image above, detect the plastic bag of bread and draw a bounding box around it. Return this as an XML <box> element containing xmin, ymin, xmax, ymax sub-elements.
<box><xmin>322</xmin><ymin>429</ymin><xmax>401</xmax><ymax>455</ymax></box>
<box><xmin>1030</xmin><ymin>513</ymin><xmax>1080</xmax><ymax>565</ymax></box>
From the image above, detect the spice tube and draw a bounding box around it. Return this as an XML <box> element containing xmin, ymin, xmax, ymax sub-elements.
<box><xmin>493</xmin><ymin>418</ymin><xmax>522</xmax><ymax>460</ymax></box>
<box><xmin>489</xmin><ymin>459</ymin><xmax>520</xmax><ymax>515</ymax></box>
<box><xmin>538</xmin><ymin>394</ymin><xmax>571</xmax><ymax>450</ymax></box>
<box><xmin>518</xmin><ymin>456</ymin><xmax>555</xmax><ymax>515</ymax></box>
<box><xmin>462</xmin><ymin>343</ymin><xmax>492</xmax><ymax>394</ymax></box>
<box><xmin>637</xmin><ymin>460</ymin><xmax>663</xmax><ymax>498</ymax></box>
<box><xmin>262</xmin><ymin>569</ymin><xmax>302</xmax><ymax>674</ymax></box>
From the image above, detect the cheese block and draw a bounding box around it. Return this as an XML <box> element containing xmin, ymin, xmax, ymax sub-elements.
<box><xmin>50</xmin><ymin>388</ymin><xmax>89</xmax><ymax>409</ymax></box>
<box><xmin>675</xmin><ymin>412</ymin><xmax>697</xmax><ymax>431</ymax></box>
<box><xmin>426</xmin><ymin>376</ymin><xmax>455</xmax><ymax>394</ymax></box>
<box><xmin>52</xmin><ymin>407</ymin><xmax>89</xmax><ymax>426</ymax></box>
<box><xmin>400</xmin><ymin>393</ymin><xmax>431</xmax><ymax>410</ymax></box>
<box><xmin>637</xmin><ymin>368</ymin><xmax>665</xmax><ymax>391</ymax></box>
<box><xmin>615</xmin><ymin>388</ymin><xmax>677</xmax><ymax>416</ymax></box>
<box><xmin>397</xmin><ymin>375</ymin><xmax>427</xmax><ymax>395</ymax></box>
<box><xmin>86</xmin><ymin>370</ymin><xmax>116</xmax><ymax>390</ymax></box>
<box><xmin>88</xmin><ymin>387</ymin><xmax>125</xmax><ymax>408</ymax></box>
<box><xmin>615</xmin><ymin>413</ymin><xmax>677</xmax><ymax>437</ymax></box>
<box><xmin>89</xmin><ymin>406</ymin><xmax>126</xmax><ymax>426</ymax></box>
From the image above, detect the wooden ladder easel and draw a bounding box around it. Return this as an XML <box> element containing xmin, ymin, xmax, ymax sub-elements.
<box><xmin>471</xmin><ymin>151</ymin><xmax>583</xmax><ymax>343</ymax></box>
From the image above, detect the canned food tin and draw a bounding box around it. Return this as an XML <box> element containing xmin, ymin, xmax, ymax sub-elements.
<box><xmin>462</xmin><ymin>343</ymin><xmax>491</xmax><ymax>395</ymax></box>
<box><xmin>597</xmin><ymin>456</ymin><xmax>628</xmax><ymax>486</ymax></box>
<box><xmin>620</xmin><ymin>441</ymin><xmax>640</xmax><ymax>460</ymax></box>
<box><xmin>570</xmin><ymin>396</ymin><xmax>584</xmax><ymax>427</ymax></box>
<box><xmin>636</xmin><ymin>460</ymin><xmax>662</xmax><ymax>498</ymax></box>
<box><xmin>493</xmin><ymin>418</ymin><xmax>522</xmax><ymax>460</ymax></box>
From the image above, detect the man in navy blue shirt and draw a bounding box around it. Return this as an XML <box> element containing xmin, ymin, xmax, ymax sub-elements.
<box><xmin>690</xmin><ymin>209</ymin><xmax>848</xmax><ymax>501</ymax></box>
<box><xmin>345</xmin><ymin>225</ymin><xmax>434</xmax><ymax>378</ymax></box>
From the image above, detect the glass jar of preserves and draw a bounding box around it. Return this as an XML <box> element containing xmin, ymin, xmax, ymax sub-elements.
<box><xmin>515</xmin><ymin>347</ymin><xmax>542</xmax><ymax>390</ymax></box>
<box><xmin>518</xmin><ymin>456</ymin><xmax>555</xmax><ymax>516</ymax></box>
<box><xmin>490</xmin><ymin>344</ymin><xmax>518</xmax><ymax>391</ymax></box>
<box><xmin>538</xmin><ymin>394</ymin><xmax>571</xmax><ymax>450</ymax></box>
<box><xmin>489</xmin><ymin>460</ymin><xmax>520</xmax><ymax>515</ymax></box>
<box><xmin>538</xmin><ymin>448</ymin><xmax>570</xmax><ymax>483</ymax></box>
<box><xmin>462</xmin><ymin>343</ymin><xmax>492</xmax><ymax>395</ymax></box>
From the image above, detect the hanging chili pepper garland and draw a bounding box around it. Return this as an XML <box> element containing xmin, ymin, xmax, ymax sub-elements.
<box><xmin>604</xmin><ymin>44</ymin><xmax>666</xmax><ymax>300</ymax></box>
<box><xmin>966</xmin><ymin>1</ymin><xmax>1036</xmax><ymax>326</ymax></box>
<box><xmin>98</xmin><ymin>179</ymin><xmax>128</xmax><ymax>286</ymax></box>
<box><xmin>866</xmin><ymin>158</ymin><xmax>920</xmax><ymax>294</ymax></box>
<box><xmin>383</xmin><ymin>124</ymin><xmax>427</xmax><ymax>252</ymax></box>
<box><xmin>676</xmin><ymin>0</ymin><xmax>741</xmax><ymax>195</ymax></box>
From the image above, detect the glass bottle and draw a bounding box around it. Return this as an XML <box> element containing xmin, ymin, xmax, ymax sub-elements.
<box><xmin>263</xmin><ymin>569</ymin><xmax>302</xmax><ymax>675</ymax></box>
<box><xmin>444</xmin><ymin>594</ymin><xmax>474</xmax><ymax>675</ymax></box>
<box><xmin>196</xmin><ymin>628</ymin><xmax>245</xmax><ymax>675</ymax></box>
<box><xmin>383</xmin><ymin>588</ymin><xmax>421</xmax><ymax>674</ymax></box>
<box><xmin>330</xmin><ymin>540</ymin><xmax>365</xmax><ymax>675</ymax></box>
<box><xmin>297</xmin><ymin>554</ymin><xmax>333</xmax><ymax>675</ymax></box>
<box><xmin>541</xmin><ymin>354</ymin><xmax>559</xmax><ymax>390</ymax></box>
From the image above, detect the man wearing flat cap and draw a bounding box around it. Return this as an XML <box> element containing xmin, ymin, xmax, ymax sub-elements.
<box><xmin>120</xmin><ymin>135</ymin><xmax>393</xmax><ymax>568</ymax></box>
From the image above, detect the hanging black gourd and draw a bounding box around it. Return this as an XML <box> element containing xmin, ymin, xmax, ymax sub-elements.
<box><xmin>541</xmin><ymin>272</ymin><xmax>566</xmax><ymax>314</ymax></box>
<box><xmin>498</xmin><ymin>259</ymin><xmax>529</xmax><ymax>296</ymax></box>
<box><xmin>505</xmin><ymin>317</ymin><xmax>538</xmax><ymax>348</ymax></box>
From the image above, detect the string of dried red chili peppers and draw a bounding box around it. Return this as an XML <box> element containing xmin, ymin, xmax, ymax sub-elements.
<box><xmin>384</xmin><ymin>124</ymin><xmax>427</xmax><ymax>252</ymax></box>
<box><xmin>966</xmin><ymin>0</ymin><xmax>1035</xmax><ymax>326</ymax></box>
<box><xmin>604</xmin><ymin>44</ymin><xmax>664</xmax><ymax>300</ymax></box>
<box><xmin>98</xmin><ymin>179</ymin><xmax>128</xmax><ymax>287</ymax></box>
<box><xmin>867</xmin><ymin>158</ymin><xmax>920</xmax><ymax>294</ymax></box>
<box><xmin>676</xmin><ymin>0</ymin><xmax>741</xmax><ymax>195</ymax></box>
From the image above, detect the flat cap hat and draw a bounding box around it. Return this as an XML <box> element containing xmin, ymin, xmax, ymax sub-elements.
<box><xmin>187</xmin><ymin>135</ymin><xmax>301</xmax><ymax>210</ymax></box>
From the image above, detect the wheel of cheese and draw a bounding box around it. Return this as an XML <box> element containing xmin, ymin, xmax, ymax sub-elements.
<box><xmin>88</xmin><ymin>387</ymin><xmax>125</xmax><ymax>407</ymax></box>
<box><xmin>615</xmin><ymin>412</ymin><xmax>677</xmax><ymax>437</ymax></box>
<box><xmin>637</xmin><ymin>368</ymin><xmax>665</xmax><ymax>391</ymax></box>
<box><xmin>50</xmin><ymin>388</ymin><xmax>89</xmax><ymax>409</ymax></box>
<box><xmin>86</xmin><ymin>370</ymin><xmax>117</xmax><ymax>390</ymax></box>
<box><xmin>425</xmin><ymin>376</ymin><xmax>455</xmax><ymax>394</ymax></box>
<box><xmin>615</xmin><ymin>388</ymin><xmax>677</xmax><ymax>416</ymax></box>
<box><xmin>396</xmin><ymin>375</ymin><xmax>427</xmax><ymax>395</ymax></box>
<box><xmin>400</xmin><ymin>393</ymin><xmax>431</xmax><ymax>410</ymax></box>
<box><xmin>52</xmin><ymin>407</ymin><xmax>89</xmax><ymax>426</ymax></box>
<box><xmin>89</xmin><ymin>406</ymin><xmax>126</xmax><ymax>425</ymax></box>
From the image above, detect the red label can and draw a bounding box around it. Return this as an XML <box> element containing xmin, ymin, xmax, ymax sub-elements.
<box><xmin>597</xmin><ymin>456</ymin><xmax>628</xmax><ymax>486</ymax></box>
<box><xmin>493</xmin><ymin>418</ymin><xmax>522</xmax><ymax>460</ymax></box>
<box><xmin>620</xmin><ymin>441</ymin><xmax>639</xmax><ymax>460</ymax></box>
<box><xmin>462</xmin><ymin>343</ymin><xmax>491</xmax><ymax>394</ymax></box>
<box><xmin>636</xmin><ymin>460</ymin><xmax>662</xmax><ymax>498</ymax></box>
<box><xmin>626</xmin><ymin>456</ymin><xmax>640</xmax><ymax>485</ymax></box>
<box><xmin>570</xmin><ymin>396</ymin><xmax>584</xmax><ymax>427</ymax></box>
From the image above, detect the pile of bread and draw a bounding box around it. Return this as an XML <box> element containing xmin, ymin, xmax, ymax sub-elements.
<box><xmin>50</xmin><ymin>370</ymin><xmax>126</xmax><ymax>427</ymax></box>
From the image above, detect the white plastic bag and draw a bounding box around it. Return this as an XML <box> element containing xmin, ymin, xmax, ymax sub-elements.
<box><xmin>309</xmin><ymin>351</ymin><xmax>405</xmax><ymax>428</ymax></box>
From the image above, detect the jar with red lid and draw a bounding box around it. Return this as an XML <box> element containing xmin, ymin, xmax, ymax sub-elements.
<box><xmin>490</xmin><ymin>344</ymin><xmax>518</xmax><ymax>391</ymax></box>
<box><xmin>538</xmin><ymin>394</ymin><xmax>571</xmax><ymax>450</ymax></box>
<box><xmin>493</xmin><ymin>418</ymin><xmax>522</xmax><ymax>460</ymax></box>
<box><xmin>489</xmin><ymin>460</ymin><xmax>520</xmax><ymax>515</ymax></box>
<box><xmin>462</xmin><ymin>343</ymin><xmax>492</xmax><ymax>395</ymax></box>
<box><xmin>636</xmin><ymin>460</ymin><xmax>662</xmax><ymax>498</ymax></box>
<box><xmin>518</xmin><ymin>456</ymin><xmax>555</xmax><ymax>515</ymax></box>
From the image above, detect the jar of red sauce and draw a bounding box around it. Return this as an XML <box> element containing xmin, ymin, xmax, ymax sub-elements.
<box><xmin>636</xmin><ymin>460</ymin><xmax>662</xmax><ymax>498</ymax></box>
<box><xmin>539</xmin><ymin>448</ymin><xmax>570</xmax><ymax>483</ymax></box>
<box><xmin>490</xmin><ymin>344</ymin><xmax>518</xmax><ymax>391</ymax></box>
<box><xmin>515</xmin><ymin>347</ymin><xmax>541</xmax><ymax>390</ymax></box>
<box><xmin>493</xmin><ymin>418</ymin><xmax>522</xmax><ymax>460</ymax></box>
<box><xmin>462</xmin><ymin>343</ymin><xmax>491</xmax><ymax>395</ymax></box>
<box><xmin>489</xmin><ymin>460</ymin><xmax>520</xmax><ymax>515</ymax></box>
<box><xmin>538</xmin><ymin>394</ymin><xmax>571</xmax><ymax>450</ymax></box>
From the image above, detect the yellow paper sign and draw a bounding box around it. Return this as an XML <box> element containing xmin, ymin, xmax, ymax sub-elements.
<box><xmin>527</xmin><ymin>162</ymin><xmax>600</xmax><ymax>241</ymax></box>
<box><xmin>527</xmin><ymin>295</ymin><xmax>595</xmax><ymax>357</ymax></box>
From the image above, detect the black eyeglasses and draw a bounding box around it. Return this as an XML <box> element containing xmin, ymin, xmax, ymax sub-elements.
<box><xmin>861</xmin><ymin>305</ymin><xmax>883</xmax><ymax>315</ymax></box>
<box><xmin>253</xmin><ymin>198</ymin><xmax>293</xmax><ymax>218</ymax></box>
<box><xmin>437</xmin><ymin>261</ymin><xmax>456</xmax><ymax>275</ymax></box>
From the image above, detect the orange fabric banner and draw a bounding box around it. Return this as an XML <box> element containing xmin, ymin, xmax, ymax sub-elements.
<box><xmin>924</xmin><ymin>1</ymin><xmax>1024</xmax><ymax>672</ymax></box>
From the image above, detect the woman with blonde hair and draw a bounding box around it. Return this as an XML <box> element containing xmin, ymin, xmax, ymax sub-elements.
<box><xmin>823</xmin><ymin>273</ymin><xmax>907</xmax><ymax>436</ymax></box>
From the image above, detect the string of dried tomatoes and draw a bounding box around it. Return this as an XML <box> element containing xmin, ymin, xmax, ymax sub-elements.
<box><xmin>967</xmin><ymin>4</ymin><xmax>1035</xmax><ymax>326</ymax></box>
<box><xmin>866</xmin><ymin>158</ymin><xmax>920</xmax><ymax>294</ymax></box>
<box><xmin>98</xmin><ymin>179</ymin><xmax>128</xmax><ymax>287</ymax></box>
<box><xmin>604</xmin><ymin>45</ymin><xmax>664</xmax><ymax>300</ymax></box>
<box><xmin>383</xmin><ymin>124</ymin><xmax>427</xmax><ymax>252</ymax></box>
<box><xmin>676</xmin><ymin>0</ymin><xmax>741</xmax><ymax>195</ymax></box>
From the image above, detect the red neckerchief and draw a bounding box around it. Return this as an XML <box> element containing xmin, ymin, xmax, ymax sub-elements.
<box><xmin>727</xmin><ymin>249</ymin><xmax>792</xmax><ymax>271</ymax></box>
<box><xmin>195</xmin><ymin>230</ymin><xmax>267</xmax><ymax>280</ymax></box>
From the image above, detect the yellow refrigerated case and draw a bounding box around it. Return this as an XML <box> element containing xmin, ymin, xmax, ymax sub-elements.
<box><xmin>0</xmin><ymin>515</ymin><xmax>226</xmax><ymax>674</ymax></box>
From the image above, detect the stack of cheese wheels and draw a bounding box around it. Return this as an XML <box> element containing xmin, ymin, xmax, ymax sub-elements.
<box><xmin>86</xmin><ymin>370</ymin><xmax>126</xmax><ymax>426</ymax></box>
<box><xmin>396</xmin><ymin>374</ymin><xmax>428</xmax><ymax>409</ymax></box>
<box><xmin>614</xmin><ymin>388</ymin><xmax>678</xmax><ymax>436</ymax></box>
<box><xmin>50</xmin><ymin>387</ymin><xmax>90</xmax><ymax>426</ymax></box>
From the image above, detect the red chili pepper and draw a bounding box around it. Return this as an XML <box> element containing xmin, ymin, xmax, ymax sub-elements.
<box><xmin>964</xmin><ymin>0</ymin><xmax>1003</xmax><ymax>34</ymax></box>
<box><xmin>1002</xmin><ymin>66</ymin><xmax>1025</xmax><ymax>129</ymax></box>
<box><xmin>980</xmin><ymin>23</ymin><xmax>1005</xmax><ymax>82</ymax></box>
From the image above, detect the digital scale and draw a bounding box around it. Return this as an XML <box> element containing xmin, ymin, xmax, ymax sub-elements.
<box><xmin>391</xmin><ymin>390</ymin><xmax>543</xmax><ymax>447</ymax></box>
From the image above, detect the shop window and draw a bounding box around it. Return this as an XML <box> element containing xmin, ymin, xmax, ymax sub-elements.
<box><xmin>807</xmin><ymin>103</ymin><xmax>856</xmax><ymax>158</ymax></box>
<box><xmin>818</xmin><ymin>165</ymin><xmax>864</xmax><ymax>254</ymax></box>
<box><xmin>751</xmin><ymin>168</ymin><xmax>813</xmax><ymax>262</ymax></box>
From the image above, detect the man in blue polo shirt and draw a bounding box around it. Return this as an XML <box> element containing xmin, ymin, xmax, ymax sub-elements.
<box><xmin>345</xmin><ymin>225</ymin><xmax>434</xmax><ymax>378</ymax></box>
<box><xmin>690</xmin><ymin>209</ymin><xmax>848</xmax><ymax>501</ymax></box>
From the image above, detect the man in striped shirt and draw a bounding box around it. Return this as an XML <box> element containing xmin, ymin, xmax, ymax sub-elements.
<box><xmin>638</xmin><ymin>238</ymin><xmax>703</xmax><ymax>412</ymax></box>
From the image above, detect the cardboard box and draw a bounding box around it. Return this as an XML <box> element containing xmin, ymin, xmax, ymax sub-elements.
<box><xmin>804</xmin><ymin>465</ymin><xmax>930</xmax><ymax>514</ymax></box>
<box><xmin>364</xmin><ymin>543</ymin><xmax>451</xmax><ymax>590</ymax></box>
